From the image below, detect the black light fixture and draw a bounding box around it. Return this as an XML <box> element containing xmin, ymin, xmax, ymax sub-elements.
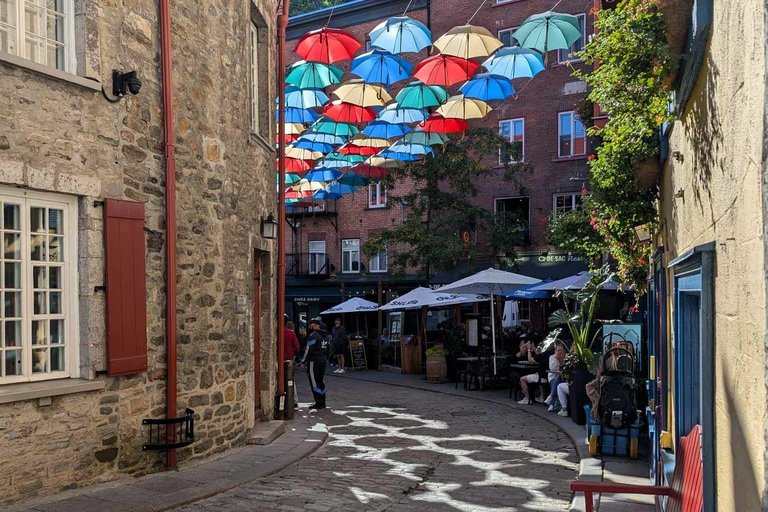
<box><xmin>261</xmin><ymin>213</ymin><xmax>278</xmax><ymax>239</ymax></box>
<box><xmin>634</xmin><ymin>224</ymin><xmax>652</xmax><ymax>243</ymax></box>
<box><xmin>103</xmin><ymin>70</ymin><xmax>142</xmax><ymax>103</ymax></box>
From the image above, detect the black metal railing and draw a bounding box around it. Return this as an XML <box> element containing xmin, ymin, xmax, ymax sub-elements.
<box><xmin>142</xmin><ymin>408</ymin><xmax>195</xmax><ymax>451</ymax></box>
<box><xmin>286</xmin><ymin>201</ymin><xmax>336</xmax><ymax>216</ymax></box>
<box><xmin>286</xmin><ymin>253</ymin><xmax>331</xmax><ymax>277</ymax></box>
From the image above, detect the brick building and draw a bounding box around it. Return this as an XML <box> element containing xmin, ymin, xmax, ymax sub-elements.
<box><xmin>285</xmin><ymin>0</ymin><xmax>591</xmax><ymax>338</ymax></box>
<box><xmin>0</xmin><ymin>0</ymin><xmax>279</xmax><ymax>504</ymax></box>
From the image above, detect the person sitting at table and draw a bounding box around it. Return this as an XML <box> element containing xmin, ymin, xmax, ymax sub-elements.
<box><xmin>556</xmin><ymin>381</ymin><xmax>570</xmax><ymax>417</ymax></box>
<box><xmin>545</xmin><ymin>344</ymin><xmax>566</xmax><ymax>412</ymax></box>
<box><xmin>512</xmin><ymin>340</ymin><xmax>528</xmax><ymax>363</ymax></box>
<box><xmin>518</xmin><ymin>341</ymin><xmax>554</xmax><ymax>405</ymax></box>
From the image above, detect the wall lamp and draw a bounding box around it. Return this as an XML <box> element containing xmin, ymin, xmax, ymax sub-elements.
<box><xmin>261</xmin><ymin>213</ymin><xmax>278</xmax><ymax>239</ymax></box>
<box><xmin>102</xmin><ymin>70</ymin><xmax>142</xmax><ymax>103</ymax></box>
<box><xmin>634</xmin><ymin>224</ymin><xmax>652</xmax><ymax>243</ymax></box>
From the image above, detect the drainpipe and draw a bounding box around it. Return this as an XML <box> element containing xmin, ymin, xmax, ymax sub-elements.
<box><xmin>159</xmin><ymin>0</ymin><xmax>178</xmax><ymax>469</ymax></box>
<box><xmin>277</xmin><ymin>0</ymin><xmax>291</xmax><ymax>418</ymax></box>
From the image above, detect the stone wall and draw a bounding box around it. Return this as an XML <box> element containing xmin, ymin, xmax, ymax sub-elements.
<box><xmin>0</xmin><ymin>0</ymin><xmax>278</xmax><ymax>504</ymax></box>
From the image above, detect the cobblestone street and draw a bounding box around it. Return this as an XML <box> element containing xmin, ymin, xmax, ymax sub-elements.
<box><xmin>174</xmin><ymin>374</ymin><xmax>578</xmax><ymax>512</ymax></box>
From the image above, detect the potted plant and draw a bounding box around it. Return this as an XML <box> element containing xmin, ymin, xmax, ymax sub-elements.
<box><xmin>548</xmin><ymin>265</ymin><xmax>616</xmax><ymax>425</ymax></box>
<box><xmin>426</xmin><ymin>347</ymin><xmax>448</xmax><ymax>383</ymax></box>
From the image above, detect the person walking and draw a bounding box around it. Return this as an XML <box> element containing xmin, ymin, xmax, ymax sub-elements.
<box><xmin>284</xmin><ymin>320</ymin><xmax>301</xmax><ymax>410</ymax></box>
<box><xmin>332</xmin><ymin>318</ymin><xmax>347</xmax><ymax>374</ymax></box>
<box><xmin>300</xmin><ymin>317</ymin><xmax>329</xmax><ymax>410</ymax></box>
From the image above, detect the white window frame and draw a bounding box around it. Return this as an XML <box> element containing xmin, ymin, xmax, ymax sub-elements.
<box><xmin>308</xmin><ymin>240</ymin><xmax>326</xmax><ymax>275</ymax></box>
<box><xmin>558</xmin><ymin>111</ymin><xmax>587</xmax><ymax>157</ymax></box>
<box><xmin>552</xmin><ymin>193</ymin><xmax>583</xmax><ymax>219</ymax></box>
<box><xmin>557</xmin><ymin>14</ymin><xmax>586</xmax><ymax>64</ymax></box>
<box><xmin>341</xmin><ymin>238</ymin><xmax>360</xmax><ymax>274</ymax></box>
<box><xmin>249</xmin><ymin>21</ymin><xmax>259</xmax><ymax>134</ymax></box>
<box><xmin>0</xmin><ymin>0</ymin><xmax>76</xmax><ymax>73</ymax></box>
<box><xmin>0</xmin><ymin>187</ymin><xmax>79</xmax><ymax>385</ymax></box>
<box><xmin>368</xmin><ymin>182</ymin><xmax>386</xmax><ymax>209</ymax></box>
<box><xmin>499</xmin><ymin>118</ymin><xmax>524</xmax><ymax>163</ymax></box>
<box><xmin>369</xmin><ymin>245</ymin><xmax>387</xmax><ymax>273</ymax></box>
<box><xmin>497</xmin><ymin>27</ymin><xmax>518</xmax><ymax>47</ymax></box>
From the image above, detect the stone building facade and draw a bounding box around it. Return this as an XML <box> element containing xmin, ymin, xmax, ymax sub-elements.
<box><xmin>0</xmin><ymin>0</ymin><xmax>278</xmax><ymax>505</ymax></box>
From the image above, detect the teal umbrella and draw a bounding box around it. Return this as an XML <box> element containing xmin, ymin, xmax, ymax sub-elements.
<box><xmin>403</xmin><ymin>128</ymin><xmax>449</xmax><ymax>146</ymax></box>
<box><xmin>395</xmin><ymin>81</ymin><xmax>449</xmax><ymax>109</ymax></box>
<box><xmin>376</xmin><ymin>103</ymin><xmax>429</xmax><ymax>124</ymax></box>
<box><xmin>307</xmin><ymin>116</ymin><xmax>360</xmax><ymax>137</ymax></box>
<box><xmin>299</xmin><ymin>132</ymin><xmax>347</xmax><ymax>145</ymax></box>
<box><xmin>317</xmin><ymin>152</ymin><xmax>366</xmax><ymax>169</ymax></box>
<box><xmin>277</xmin><ymin>173</ymin><xmax>302</xmax><ymax>185</ymax></box>
<box><xmin>512</xmin><ymin>12</ymin><xmax>582</xmax><ymax>56</ymax></box>
<box><xmin>286</xmin><ymin>60</ymin><xmax>344</xmax><ymax>89</ymax></box>
<box><xmin>338</xmin><ymin>172</ymin><xmax>370</xmax><ymax>187</ymax></box>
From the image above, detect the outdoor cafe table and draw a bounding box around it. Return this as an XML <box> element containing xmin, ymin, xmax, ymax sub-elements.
<box><xmin>456</xmin><ymin>356</ymin><xmax>510</xmax><ymax>391</ymax></box>
<box><xmin>508</xmin><ymin>362</ymin><xmax>540</xmax><ymax>403</ymax></box>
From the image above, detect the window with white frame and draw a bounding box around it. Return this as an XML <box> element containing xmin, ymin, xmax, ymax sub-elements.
<box><xmin>0</xmin><ymin>188</ymin><xmax>78</xmax><ymax>384</ymax></box>
<box><xmin>517</xmin><ymin>301</ymin><xmax>530</xmax><ymax>322</ymax></box>
<box><xmin>498</xmin><ymin>27</ymin><xmax>518</xmax><ymax>47</ymax></box>
<box><xmin>341</xmin><ymin>239</ymin><xmax>360</xmax><ymax>273</ymax></box>
<box><xmin>553</xmin><ymin>193</ymin><xmax>583</xmax><ymax>219</ymax></box>
<box><xmin>0</xmin><ymin>0</ymin><xmax>76</xmax><ymax>73</ymax></box>
<box><xmin>369</xmin><ymin>245</ymin><xmax>387</xmax><ymax>273</ymax></box>
<box><xmin>499</xmin><ymin>118</ymin><xmax>524</xmax><ymax>163</ymax></box>
<box><xmin>249</xmin><ymin>21</ymin><xmax>259</xmax><ymax>134</ymax></box>
<box><xmin>557</xmin><ymin>14</ymin><xmax>586</xmax><ymax>64</ymax></box>
<box><xmin>558</xmin><ymin>111</ymin><xmax>587</xmax><ymax>157</ymax></box>
<box><xmin>368</xmin><ymin>182</ymin><xmax>386</xmax><ymax>208</ymax></box>
<box><xmin>308</xmin><ymin>241</ymin><xmax>326</xmax><ymax>275</ymax></box>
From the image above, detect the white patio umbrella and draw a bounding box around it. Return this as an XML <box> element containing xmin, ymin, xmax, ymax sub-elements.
<box><xmin>379</xmin><ymin>287</ymin><xmax>484</xmax><ymax>311</ymax></box>
<box><xmin>435</xmin><ymin>269</ymin><xmax>540</xmax><ymax>373</ymax></box>
<box><xmin>321</xmin><ymin>297</ymin><xmax>379</xmax><ymax>314</ymax></box>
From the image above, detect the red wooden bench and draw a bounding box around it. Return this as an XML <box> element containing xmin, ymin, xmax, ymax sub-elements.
<box><xmin>571</xmin><ymin>424</ymin><xmax>703</xmax><ymax>512</ymax></box>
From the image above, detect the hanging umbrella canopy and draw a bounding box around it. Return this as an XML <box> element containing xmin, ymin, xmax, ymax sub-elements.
<box><xmin>390</xmin><ymin>140</ymin><xmax>434</xmax><ymax>155</ymax></box>
<box><xmin>313</xmin><ymin>189</ymin><xmax>343</xmax><ymax>200</ymax></box>
<box><xmin>278</xmin><ymin>107</ymin><xmax>320</xmax><ymax>124</ymax></box>
<box><xmin>351</xmin><ymin>49</ymin><xmax>413</xmax><ymax>86</ymax></box>
<box><xmin>350</xmin><ymin>163</ymin><xmax>389</xmax><ymax>178</ymax></box>
<box><xmin>433</xmin><ymin>25</ymin><xmax>504</xmax><ymax>59</ymax></box>
<box><xmin>333</xmin><ymin>80</ymin><xmax>393</xmax><ymax>107</ymax></box>
<box><xmin>350</xmin><ymin>134</ymin><xmax>391</xmax><ymax>148</ymax></box>
<box><xmin>413</xmin><ymin>54</ymin><xmax>480</xmax><ymax>86</ymax></box>
<box><xmin>376</xmin><ymin>103</ymin><xmax>429</xmax><ymax>124</ymax></box>
<box><xmin>321</xmin><ymin>297</ymin><xmax>379</xmax><ymax>314</ymax></box>
<box><xmin>363</xmin><ymin>120</ymin><xmax>412</xmax><ymax>139</ymax></box>
<box><xmin>367</xmin><ymin>156</ymin><xmax>403</xmax><ymax>169</ymax></box>
<box><xmin>277</xmin><ymin>133</ymin><xmax>300</xmax><ymax>145</ymax></box>
<box><xmin>279</xmin><ymin>85</ymin><xmax>329</xmax><ymax>109</ymax></box>
<box><xmin>380</xmin><ymin>287</ymin><xmax>484</xmax><ymax>311</ymax></box>
<box><xmin>459</xmin><ymin>73</ymin><xmax>515</xmax><ymax>102</ymax></box>
<box><xmin>337</xmin><ymin>143</ymin><xmax>382</xmax><ymax>156</ymax></box>
<box><xmin>317</xmin><ymin>152</ymin><xmax>366</xmax><ymax>168</ymax></box>
<box><xmin>291</xmin><ymin>179</ymin><xmax>326</xmax><ymax>193</ymax></box>
<box><xmin>369</xmin><ymin>16</ymin><xmax>432</xmax><ymax>54</ymax></box>
<box><xmin>285</xmin><ymin>123</ymin><xmax>306</xmax><ymax>135</ymax></box>
<box><xmin>285</xmin><ymin>189</ymin><xmax>312</xmax><ymax>199</ymax></box>
<box><xmin>436</xmin><ymin>95</ymin><xmax>493</xmax><ymax>120</ymax></box>
<box><xmin>308</xmin><ymin>116</ymin><xmax>360</xmax><ymax>137</ymax></box>
<box><xmin>323</xmin><ymin>100</ymin><xmax>378</xmax><ymax>124</ymax></box>
<box><xmin>280</xmin><ymin>157</ymin><xmax>313</xmax><ymax>173</ymax></box>
<box><xmin>295</xmin><ymin>27</ymin><xmax>362</xmax><ymax>63</ymax></box>
<box><xmin>482</xmin><ymin>46</ymin><xmax>545</xmax><ymax>80</ymax></box>
<box><xmin>395</xmin><ymin>81</ymin><xmax>449</xmax><ymax>109</ymax></box>
<box><xmin>513</xmin><ymin>11</ymin><xmax>582</xmax><ymax>55</ymax></box>
<box><xmin>285</xmin><ymin>145</ymin><xmax>324</xmax><ymax>160</ymax></box>
<box><xmin>338</xmin><ymin>172</ymin><xmax>369</xmax><ymax>187</ymax></box>
<box><xmin>298</xmin><ymin>132</ymin><xmax>347</xmax><ymax>146</ymax></box>
<box><xmin>419</xmin><ymin>114</ymin><xmax>469</xmax><ymax>134</ymax></box>
<box><xmin>306</xmin><ymin>168</ymin><xmax>343</xmax><ymax>183</ymax></box>
<box><xmin>324</xmin><ymin>181</ymin><xmax>356</xmax><ymax>196</ymax></box>
<box><xmin>283</xmin><ymin>173</ymin><xmax>302</xmax><ymax>185</ymax></box>
<box><xmin>286</xmin><ymin>60</ymin><xmax>344</xmax><ymax>89</ymax></box>
<box><xmin>378</xmin><ymin>150</ymin><xmax>421</xmax><ymax>162</ymax></box>
<box><xmin>293</xmin><ymin>139</ymin><xmax>334</xmax><ymax>153</ymax></box>
<box><xmin>504</xmin><ymin>279</ymin><xmax>554</xmax><ymax>300</ymax></box>
<box><xmin>403</xmin><ymin>128</ymin><xmax>450</xmax><ymax>146</ymax></box>
<box><xmin>506</xmin><ymin>271</ymin><xmax>629</xmax><ymax>296</ymax></box>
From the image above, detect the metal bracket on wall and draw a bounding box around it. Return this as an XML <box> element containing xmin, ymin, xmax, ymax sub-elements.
<box><xmin>93</xmin><ymin>200</ymin><xmax>105</xmax><ymax>207</ymax></box>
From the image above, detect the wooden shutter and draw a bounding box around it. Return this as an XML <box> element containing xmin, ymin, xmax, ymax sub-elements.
<box><xmin>105</xmin><ymin>199</ymin><xmax>148</xmax><ymax>376</ymax></box>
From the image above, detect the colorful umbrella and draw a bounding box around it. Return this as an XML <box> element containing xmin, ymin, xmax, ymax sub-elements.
<box><xmin>351</xmin><ymin>164</ymin><xmax>389</xmax><ymax>178</ymax></box>
<box><xmin>308</xmin><ymin>116</ymin><xmax>360</xmax><ymax>137</ymax></box>
<box><xmin>316</xmin><ymin>152</ymin><xmax>366</xmax><ymax>168</ymax></box>
<box><xmin>277</xmin><ymin>107</ymin><xmax>320</xmax><ymax>124</ymax></box>
<box><xmin>402</xmin><ymin>128</ymin><xmax>449</xmax><ymax>146</ymax></box>
<box><xmin>362</xmin><ymin>121</ymin><xmax>412</xmax><ymax>139</ymax></box>
<box><xmin>338</xmin><ymin>172</ymin><xmax>370</xmax><ymax>187</ymax></box>
<box><xmin>295</xmin><ymin>27</ymin><xmax>362</xmax><ymax>64</ymax></box>
<box><xmin>513</xmin><ymin>11</ymin><xmax>582</xmax><ymax>55</ymax></box>
<box><xmin>459</xmin><ymin>73</ymin><xmax>515</xmax><ymax>101</ymax></box>
<box><xmin>413</xmin><ymin>54</ymin><xmax>480</xmax><ymax>87</ymax></box>
<box><xmin>419</xmin><ymin>114</ymin><xmax>469</xmax><ymax>133</ymax></box>
<box><xmin>285</xmin><ymin>189</ymin><xmax>311</xmax><ymax>199</ymax></box>
<box><xmin>285</xmin><ymin>145</ymin><xmax>324</xmax><ymax>160</ymax></box>
<box><xmin>291</xmin><ymin>179</ymin><xmax>326</xmax><ymax>193</ymax></box>
<box><xmin>369</xmin><ymin>16</ymin><xmax>432</xmax><ymax>54</ymax></box>
<box><xmin>351</xmin><ymin>49</ymin><xmax>413</xmax><ymax>86</ymax></box>
<box><xmin>378</xmin><ymin>149</ymin><xmax>422</xmax><ymax>162</ymax></box>
<box><xmin>277</xmin><ymin>133</ymin><xmax>300</xmax><ymax>144</ymax></box>
<box><xmin>436</xmin><ymin>95</ymin><xmax>492</xmax><ymax>120</ymax></box>
<box><xmin>433</xmin><ymin>25</ymin><xmax>504</xmax><ymax>59</ymax></box>
<box><xmin>279</xmin><ymin>85</ymin><xmax>329</xmax><ymax>109</ymax></box>
<box><xmin>313</xmin><ymin>189</ymin><xmax>344</xmax><ymax>200</ymax></box>
<box><xmin>280</xmin><ymin>157</ymin><xmax>313</xmax><ymax>173</ymax></box>
<box><xmin>337</xmin><ymin>144</ymin><xmax>382</xmax><ymax>156</ymax></box>
<box><xmin>306</xmin><ymin>168</ymin><xmax>343</xmax><ymax>183</ymax></box>
<box><xmin>367</xmin><ymin>156</ymin><xmax>404</xmax><ymax>169</ymax></box>
<box><xmin>376</xmin><ymin>103</ymin><xmax>429</xmax><ymax>124</ymax></box>
<box><xmin>278</xmin><ymin>173</ymin><xmax>302</xmax><ymax>185</ymax></box>
<box><xmin>349</xmin><ymin>134</ymin><xmax>391</xmax><ymax>148</ymax></box>
<box><xmin>333</xmin><ymin>80</ymin><xmax>393</xmax><ymax>107</ymax></box>
<box><xmin>395</xmin><ymin>81</ymin><xmax>449</xmax><ymax>109</ymax></box>
<box><xmin>299</xmin><ymin>132</ymin><xmax>347</xmax><ymax>145</ymax></box>
<box><xmin>323</xmin><ymin>100</ymin><xmax>378</xmax><ymax>124</ymax></box>
<box><xmin>293</xmin><ymin>139</ymin><xmax>334</xmax><ymax>153</ymax></box>
<box><xmin>324</xmin><ymin>181</ymin><xmax>356</xmax><ymax>195</ymax></box>
<box><xmin>481</xmin><ymin>46</ymin><xmax>545</xmax><ymax>79</ymax></box>
<box><xmin>285</xmin><ymin>61</ymin><xmax>344</xmax><ymax>89</ymax></box>
<box><xmin>285</xmin><ymin>123</ymin><xmax>306</xmax><ymax>135</ymax></box>
<box><xmin>389</xmin><ymin>141</ymin><xmax>434</xmax><ymax>155</ymax></box>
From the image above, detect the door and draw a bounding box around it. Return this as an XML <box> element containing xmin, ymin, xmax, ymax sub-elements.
<box><xmin>253</xmin><ymin>250</ymin><xmax>262</xmax><ymax>417</ymax></box>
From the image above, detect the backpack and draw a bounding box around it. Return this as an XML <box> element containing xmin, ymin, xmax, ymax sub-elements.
<box><xmin>599</xmin><ymin>375</ymin><xmax>637</xmax><ymax>429</ymax></box>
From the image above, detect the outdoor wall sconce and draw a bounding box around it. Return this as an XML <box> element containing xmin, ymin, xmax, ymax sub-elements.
<box><xmin>102</xmin><ymin>70</ymin><xmax>142</xmax><ymax>103</ymax></box>
<box><xmin>633</xmin><ymin>224</ymin><xmax>651</xmax><ymax>243</ymax></box>
<box><xmin>674</xmin><ymin>189</ymin><xmax>685</xmax><ymax>199</ymax></box>
<box><xmin>261</xmin><ymin>213</ymin><xmax>278</xmax><ymax>239</ymax></box>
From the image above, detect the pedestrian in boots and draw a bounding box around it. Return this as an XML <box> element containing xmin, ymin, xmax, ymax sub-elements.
<box><xmin>300</xmin><ymin>317</ymin><xmax>329</xmax><ymax>410</ymax></box>
<box><xmin>332</xmin><ymin>318</ymin><xmax>347</xmax><ymax>373</ymax></box>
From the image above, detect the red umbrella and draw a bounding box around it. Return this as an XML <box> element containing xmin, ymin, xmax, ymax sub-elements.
<box><xmin>285</xmin><ymin>189</ymin><xmax>311</xmax><ymax>199</ymax></box>
<box><xmin>277</xmin><ymin>133</ymin><xmax>300</xmax><ymax>144</ymax></box>
<box><xmin>419</xmin><ymin>114</ymin><xmax>469</xmax><ymax>134</ymax></box>
<box><xmin>413</xmin><ymin>55</ymin><xmax>480</xmax><ymax>87</ymax></box>
<box><xmin>295</xmin><ymin>27</ymin><xmax>361</xmax><ymax>64</ymax></box>
<box><xmin>287</xmin><ymin>201</ymin><xmax>318</xmax><ymax>208</ymax></box>
<box><xmin>351</xmin><ymin>164</ymin><xmax>389</xmax><ymax>178</ymax></box>
<box><xmin>323</xmin><ymin>100</ymin><xmax>377</xmax><ymax>124</ymax></box>
<box><xmin>337</xmin><ymin>144</ymin><xmax>382</xmax><ymax>156</ymax></box>
<box><xmin>278</xmin><ymin>157</ymin><xmax>313</xmax><ymax>173</ymax></box>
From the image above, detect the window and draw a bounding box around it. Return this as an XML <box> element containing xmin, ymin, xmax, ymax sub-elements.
<box><xmin>0</xmin><ymin>188</ymin><xmax>77</xmax><ymax>384</ymax></box>
<box><xmin>498</xmin><ymin>27</ymin><xmax>518</xmax><ymax>47</ymax></box>
<box><xmin>495</xmin><ymin>197</ymin><xmax>530</xmax><ymax>243</ymax></box>
<box><xmin>341</xmin><ymin>239</ymin><xmax>360</xmax><ymax>273</ymax></box>
<box><xmin>368</xmin><ymin>182</ymin><xmax>386</xmax><ymax>208</ymax></box>
<box><xmin>557</xmin><ymin>14</ymin><xmax>585</xmax><ymax>64</ymax></box>
<box><xmin>369</xmin><ymin>246</ymin><xmax>387</xmax><ymax>273</ymax></box>
<box><xmin>499</xmin><ymin>118</ymin><xmax>524</xmax><ymax>163</ymax></box>
<box><xmin>365</xmin><ymin>39</ymin><xmax>371</xmax><ymax>51</ymax></box>
<box><xmin>558</xmin><ymin>111</ymin><xmax>587</xmax><ymax>157</ymax></box>
<box><xmin>553</xmin><ymin>193</ymin><xmax>583</xmax><ymax>219</ymax></box>
<box><xmin>517</xmin><ymin>301</ymin><xmax>530</xmax><ymax>322</ymax></box>
<box><xmin>0</xmin><ymin>0</ymin><xmax>76</xmax><ymax>73</ymax></box>
<box><xmin>389</xmin><ymin>312</ymin><xmax>401</xmax><ymax>336</ymax></box>
<box><xmin>308</xmin><ymin>241</ymin><xmax>326</xmax><ymax>275</ymax></box>
<box><xmin>249</xmin><ymin>21</ymin><xmax>259</xmax><ymax>134</ymax></box>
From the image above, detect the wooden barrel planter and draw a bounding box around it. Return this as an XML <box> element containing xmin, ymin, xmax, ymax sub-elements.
<box><xmin>426</xmin><ymin>354</ymin><xmax>447</xmax><ymax>383</ymax></box>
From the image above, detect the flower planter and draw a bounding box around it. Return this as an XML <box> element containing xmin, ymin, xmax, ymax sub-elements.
<box><xmin>426</xmin><ymin>354</ymin><xmax>447</xmax><ymax>383</ymax></box>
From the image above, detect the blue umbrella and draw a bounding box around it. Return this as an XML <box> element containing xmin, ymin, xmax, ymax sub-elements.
<box><xmin>390</xmin><ymin>141</ymin><xmax>434</xmax><ymax>155</ymax></box>
<box><xmin>363</xmin><ymin>121</ymin><xmax>412</xmax><ymax>139</ymax></box>
<box><xmin>293</xmin><ymin>139</ymin><xmax>333</xmax><ymax>153</ymax></box>
<box><xmin>299</xmin><ymin>132</ymin><xmax>347</xmax><ymax>145</ymax></box>
<box><xmin>482</xmin><ymin>47</ymin><xmax>545</xmax><ymax>80</ymax></box>
<box><xmin>459</xmin><ymin>73</ymin><xmax>515</xmax><ymax>101</ymax></box>
<box><xmin>316</xmin><ymin>152</ymin><xmax>366</xmax><ymax>169</ymax></box>
<box><xmin>278</xmin><ymin>86</ymin><xmax>329</xmax><ymax>109</ymax></box>
<box><xmin>504</xmin><ymin>279</ymin><xmax>553</xmax><ymax>299</ymax></box>
<box><xmin>369</xmin><ymin>16</ymin><xmax>432</xmax><ymax>54</ymax></box>
<box><xmin>277</xmin><ymin>107</ymin><xmax>319</xmax><ymax>124</ymax></box>
<box><xmin>314</xmin><ymin>189</ymin><xmax>343</xmax><ymax>200</ymax></box>
<box><xmin>378</xmin><ymin>150</ymin><xmax>422</xmax><ymax>161</ymax></box>
<box><xmin>338</xmin><ymin>172</ymin><xmax>370</xmax><ymax>187</ymax></box>
<box><xmin>306</xmin><ymin>168</ymin><xmax>343</xmax><ymax>182</ymax></box>
<box><xmin>377</xmin><ymin>103</ymin><xmax>429</xmax><ymax>124</ymax></box>
<box><xmin>351</xmin><ymin>49</ymin><xmax>413</xmax><ymax>86</ymax></box>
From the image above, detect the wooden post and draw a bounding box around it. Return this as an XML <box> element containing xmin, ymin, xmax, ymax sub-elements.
<box><xmin>340</xmin><ymin>281</ymin><xmax>345</xmax><ymax>301</ymax></box>
<box><xmin>377</xmin><ymin>277</ymin><xmax>383</xmax><ymax>370</ymax></box>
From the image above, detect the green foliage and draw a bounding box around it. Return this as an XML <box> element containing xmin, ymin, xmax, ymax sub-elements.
<box><xmin>364</xmin><ymin>128</ymin><xmax>528</xmax><ymax>283</ymax></box>
<box><xmin>547</xmin><ymin>204</ymin><xmax>608</xmax><ymax>261</ymax></box>
<box><xmin>290</xmin><ymin>0</ymin><xmax>349</xmax><ymax>16</ymax></box>
<box><xmin>567</xmin><ymin>0</ymin><xmax>676</xmax><ymax>291</ymax></box>
<box><xmin>489</xmin><ymin>210</ymin><xmax>528</xmax><ymax>257</ymax></box>
<box><xmin>426</xmin><ymin>347</ymin><xmax>448</xmax><ymax>357</ymax></box>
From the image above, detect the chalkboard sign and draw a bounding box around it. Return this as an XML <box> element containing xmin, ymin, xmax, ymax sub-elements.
<box><xmin>349</xmin><ymin>339</ymin><xmax>367</xmax><ymax>371</ymax></box>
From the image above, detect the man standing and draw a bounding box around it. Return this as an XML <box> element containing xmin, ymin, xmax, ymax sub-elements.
<box><xmin>284</xmin><ymin>321</ymin><xmax>301</xmax><ymax>410</ymax></box>
<box><xmin>300</xmin><ymin>317</ymin><xmax>328</xmax><ymax>410</ymax></box>
<box><xmin>332</xmin><ymin>318</ymin><xmax>347</xmax><ymax>374</ymax></box>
